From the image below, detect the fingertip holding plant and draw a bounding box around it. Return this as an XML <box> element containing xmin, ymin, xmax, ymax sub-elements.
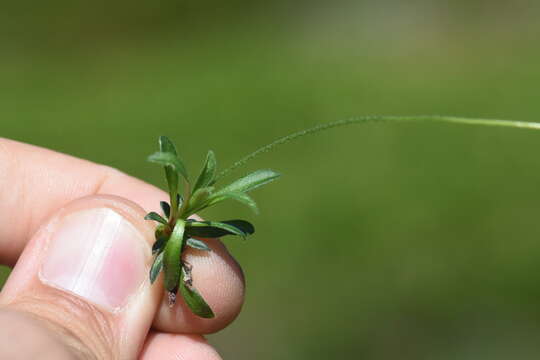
<box><xmin>145</xmin><ymin>136</ymin><xmax>279</xmax><ymax>318</ymax></box>
<box><xmin>146</xmin><ymin>115</ymin><xmax>540</xmax><ymax>318</ymax></box>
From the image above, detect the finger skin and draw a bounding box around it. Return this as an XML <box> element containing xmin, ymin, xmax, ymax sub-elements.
<box><xmin>153</xmin><ymin>237</ymin><xmax>245</xmax><ymax>334</ymax></box>
<box><xmin>0</xmin><ymin>196</ymin><xmax>162</xmax><ymax>359</ymax></box>
<box><xmin>0</xmin><ymin>138</ymin><xmax>163</xmax><ymax>265</ymax></box>
<box><xmin>0</xmin><ymin>310</ymin><xmax>78</xmax><ymax>360</ymax></box>
<box><xmin>0</xmin><ymin>138</ymin><xmax>245</xmax><ymax>334</ymax></box>
<box><xmin>139</xmin><ymin>332</ymin><xmax>222</xmax><ymax>360</ymax></box>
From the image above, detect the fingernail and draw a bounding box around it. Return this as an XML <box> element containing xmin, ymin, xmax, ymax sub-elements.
<box><xmin>40</xmin><ymin>208</ymin><xmax>147</xmax><ymax>311</ymax></box>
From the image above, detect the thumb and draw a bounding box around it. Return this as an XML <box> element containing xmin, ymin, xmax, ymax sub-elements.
<box><xmin>0</xmin><ymin>195</ymin><xmax>161</xmax><ymax>359</ymax></box>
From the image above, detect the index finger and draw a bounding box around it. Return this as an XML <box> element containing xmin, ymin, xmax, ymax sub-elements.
<box><xmin>0</xmin><ymin>138</ymin><xmax>166</xmax><ymax>265</ymax></box>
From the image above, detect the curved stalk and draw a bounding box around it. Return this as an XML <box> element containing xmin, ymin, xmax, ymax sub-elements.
<box><xmin>215</xmin><ymin>116</ymin><xmax>540</xmax><ymax>181</ymax></box>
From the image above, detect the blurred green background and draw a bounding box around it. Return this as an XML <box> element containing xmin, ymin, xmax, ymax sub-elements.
<box><xmin>2</xmin><ymin>1</ymin><xmax>540</xmax><ymax>358</ymax></box>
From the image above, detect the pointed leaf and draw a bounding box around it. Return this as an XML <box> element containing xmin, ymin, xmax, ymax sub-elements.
<box><xmin>179</xmin><ymin>280</ymin><xmax>215</xmax><ymax>318</ymax></box>
<box><xmin>156</xmin><ymin>136</ymin><xmax>180</xmax><ymax>206</ymax></box>
<box><xmin>221</xmin><ymin>219</ymin><xmax>255</xmax><ymax>235</ymax></box>
<box><xmin>159</xmin><ymin>136</ymin><xmax>178</xmax><ymax>155</ymax></box>
<box><xmin>187</xmin><ymin>221</ymin><xmax>246</xmax><ymax>237</ymax></box>
<box><xmin>144</xmin><ymin>212</ymin><xmax>168</xmax><ymax>225</ymax></box>
<box><xmin>152</xmin><ymin>235</ymin><xmax>168</xmax><ymax>255</ymax></box>
<box><xmin>217</xmin><ymin>169</ymin><xmax>280</xmax><ymax>194</ymax></box>
<box><xmin>206</xmin><ymin>191</ymin><xmax>259</xmax><ymax>214</ymax></box>
<box><xmin>163</xmin><ymin>220</ymin><xmax>185</xmax><ymax>292</ymax></box>
<box><xmin>149</xmin><ymin>252</ymin><xmax>164</xmax><ymax>284</ymax></box>
<box><xmin>186</xmin><ymin>186</ymin><xmax>214</xmax><ymax>214</ymax></box>
<box><xmin>193</xmin><ymin>150</ymin><xmax>217</xmax><ymax>193</ymax></box>
<box><xmin>186</xmin><ymin>220</ymin><xmax>255</xmax><ymax>238</ymax></box>
<box><xmin>148</xmin><ymin>152</ymin><xmax>189</xmax><ymax>183</ymax></box>
<box><xmin>160</xmin><ymin>201</ymin><xmax>171</xmax><ymax>219</ymax></box>
<box><xmin>186</xmin><ymin>238</ymin><xmax>211</xmax><ymax>251</ymax></box>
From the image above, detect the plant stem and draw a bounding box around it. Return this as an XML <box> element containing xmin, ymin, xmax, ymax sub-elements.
<box><xmin>170</xmin><ymin>189</ymin><xmax>178</xmax><ymax>221</ymax></box>
<box><xmin>215</xmin><ymin>115</ymin><xmax>540</xmax><ymax>181</ymax></box>
<box><xmin>178</xmin><ymin>179</ymin><xmax>192</xmax><ymax>219</ymax></box>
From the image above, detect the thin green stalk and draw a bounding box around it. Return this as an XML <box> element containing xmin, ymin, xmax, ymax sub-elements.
<box><xmin>215</xmin><ymin>115</ymin><xmax>540</xmax><ymax>181</ymax></box>
<box><xmin>169</xmin><ymin>188</ymin><xmax>178</xmax><ymax>222</ymax></box>
<box><xmin>178</xmin><ymin>179</ymin><xmax>192</xmax><ymax>219</ymax></box>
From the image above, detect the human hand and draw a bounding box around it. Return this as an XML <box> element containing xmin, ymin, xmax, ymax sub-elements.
<box><xmin>0</xmin><ymin>138</ymin><xmax>245</xmax><ymax>359</ymax></box>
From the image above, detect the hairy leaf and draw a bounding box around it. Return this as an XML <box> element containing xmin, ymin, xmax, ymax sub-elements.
<box><xmin>157</xmin><ymin>136</ymin><xmax>180</xmax><ymax>206</ymax></box>
<box><xmin>149</xmin><ymin>252</ymin><xmax>164</xmax><ymax>284</ymax></box>
<box><xmin>144</xmin><ymin>212</ymin><xmax>168</xmax><ymax>225</ymax></box>
<box><xmin>148</xmin><ymin>151</ymin><xmax>189</xmax><ymax>183</ymax></box>
<box><xmin>186</xmin><ymin>238</ymin><xmax>211</xmax><ymax>251</ymax></box>
<box><xmin>206</xmin><ymin>191</ymin><xmax>259</xmax><ymax>214</ymax></box>
<box><xmin>186</xmin><ymin>187</ymin><xmax>214</xmax><ymax>214</ymax></box>
<box><xmin>193</xmin><ymin>150</ymin><xmax>217</xmax><ymax>193</ymax></box>
<box><xmin>185</xmin><ymin>220</ymin><xmax>254</xmax><ymax>238</ymax></box>
<box><xmin>159</xmin><ymin>135</ymin><xmax>177</xmax><ymax>155</ymax></box>
<box><xmin>179</xmin><ymin>280</ymin><xmax>215</xmax><ymax>318</ymax></box>
<box><xmin>217</xmin><ymin>169</ymin><xmax>280</xmax><ymax>194</ymax></box>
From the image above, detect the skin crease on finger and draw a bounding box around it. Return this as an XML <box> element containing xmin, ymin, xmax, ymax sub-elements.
<box><xmin>0</xmin><ymin>138</ymin><xmax>246</xmax><ymax>334</ymax></box>
<box><xmin>0</xmin><ymin>309</ymin><xmax>82</xmax><ymax>360</ymax></box>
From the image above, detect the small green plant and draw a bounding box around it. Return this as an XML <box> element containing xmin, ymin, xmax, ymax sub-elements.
<box><xmin>145</xmin><ymin>115</ymin><xmax>540</xmax><ymax>318</ymax></box>
<box><xmin>145</xmin><ymin>136</ymin><xmax>280</xmax><ymax>318</ymax></box>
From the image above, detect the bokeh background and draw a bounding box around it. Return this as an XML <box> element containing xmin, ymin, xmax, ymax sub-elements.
<box><xmin>2</xmin><ymin>1</ymin><xmax>540</xmax><ymax>358</ymax></box>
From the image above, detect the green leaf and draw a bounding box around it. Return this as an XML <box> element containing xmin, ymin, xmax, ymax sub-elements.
<box><xmin>177</xmin><ymin>194</ymin><xmax>184</xmax><ymax>207</ymax></box>
<box><xmin>148</xmin><ymin>151</ymin><xmax>189</xmax><ymax>183</ymax></box>
<box><xmin>206</xmin><ymin>191</ymin><xmax>259</xmax><ymax>214</ymax></box>
<box><xmin>217</xmin><ymin>169</ymin><xmax>280</xmax><ymax>194</ymax></box>
<box><xmin>193</xmin><ymin>150</ymin><xmax>217</xmax><ymax>193</ymax></box>
<box><xmin>221</xmin><ymin>219</ymin><xmax>255</xmax><ymax>235</ymax></box>
<box><xmin>144</xmin><ymin>212</ymin><xmax>168</xmax><ymax>225</ymax></box>
<box><xmin>163</xmin><ymin>220</ymin><xmax>185</xmax><ymax>292</ymax></box>
<box><xmin>186</xmin><ymin>238</ymin><xmax>211</xmax><ymax>251</ymax></box>
<box><xmin>190</xmin><ymin>187</ymin><xmax>213</xmax><ymax>206</ymax></box>
<box><xmin>185</xmin><ymin>220</ymin><xmax>255</xmax><ymax>238</ymax></box>
<box><xmin>185</xmin><ymin>187</ymin><xmax>214</xmax><ymax>214</ymax></box>
<box><xmin>155</xmin><ymin>224</ymin><xmax>166</xmax><ymax>238</ymax></box>
<box><xmin>160</xmin><ymin>201</ymin><xmax>171</xmax><ymax>219</ymax></box>
<box><xmin>149</xmin><ymin>252</ymin><xmax>164</xmax><ymax>284</ymax></box>
<box><xmin>157</xmin><ymin>136</ymin><xmax>180</xmax><ymax>208</ymax></box>
<box><xmin>152</xmin><ymin>235</ymin><xmax>167</xmax><ymax>255</ymax></box>
<box><xmin>159</xmin><ymin>135</ymin><xmax>178</xmax><ymax>155</ymax></box>
<box><xmin>179</xmin><ymin>280</ymin><xmax>215</xmax><ymax>318</ymax></box>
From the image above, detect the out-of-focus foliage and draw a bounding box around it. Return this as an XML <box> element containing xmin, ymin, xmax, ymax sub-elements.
<box><xmin>2</xmin><ymin>1</ymin><xmax>540</xmax><ymax>359</ymax></box>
